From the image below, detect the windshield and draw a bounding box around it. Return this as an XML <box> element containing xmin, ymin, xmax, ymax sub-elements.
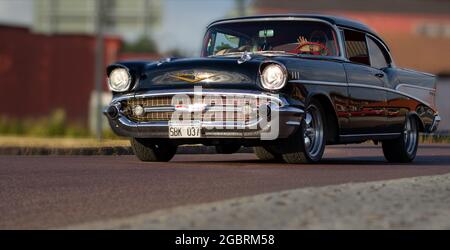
<box><xmin>203</xmin><ymin>20</ymin><xmax>340</xmax><ymax>57</ymax></box>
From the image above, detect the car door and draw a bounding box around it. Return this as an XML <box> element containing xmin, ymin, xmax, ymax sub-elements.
<box><xmin>365</xmin><ymin>35</ymin><xmax>403</xmax><ymax>134</ymax></box>
<box><xmin>342</xmin><ymin>29</ymin><xmax>388</xmax><ymax>135</ymax></box>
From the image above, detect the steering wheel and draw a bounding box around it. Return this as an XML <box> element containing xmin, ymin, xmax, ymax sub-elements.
<box><xmin>296</xmin><ymin>42</ymin><xmax>329</xmax><ymax>56</ymax></box>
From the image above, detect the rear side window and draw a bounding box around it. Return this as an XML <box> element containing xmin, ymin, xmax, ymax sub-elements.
<box><xmin>343</xmin><ymin>29</ymin><xmax>369</xmax><ymax>66</ymax></box>
<box><xmin>367</xmin><ymin>37</ymin><xmax>389</xmax><ymax>69</ymax></box>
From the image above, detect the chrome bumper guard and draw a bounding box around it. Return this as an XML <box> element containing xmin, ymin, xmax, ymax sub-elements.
<box><xmin>429</xmin><ymin>114</ymin><xmax>441</xmax><ymax>133</ymax></box>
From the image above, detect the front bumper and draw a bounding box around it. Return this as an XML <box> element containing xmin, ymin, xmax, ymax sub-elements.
<box><xmin>104</xmin><ymin>90</ymin><xmax>304</xmax><ymax>140</ymax></box>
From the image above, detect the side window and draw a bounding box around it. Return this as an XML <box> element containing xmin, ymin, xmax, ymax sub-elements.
<box><xmin>343</xmin><ymin>29</ymin><xmax>370</xmax><ymax>66</ymax></box>
<box><xmin>367</xmin><ymin>37</ymin><xmax>389</xmax><ymax>69</ymax></box>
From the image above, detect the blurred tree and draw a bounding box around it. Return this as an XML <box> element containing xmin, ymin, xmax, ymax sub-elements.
<box><xmin>164</xmin><ymin>48</ymin><xmax>188</xmax><ymax>57</ymax></box>
<box><xmin>122</xmin><ymin>35</ymin><xmax>159</xmax><ymax>53</ymax></box>
<box><xmin>235</xmin><ymin>0</ymin><xmax>246</xmax><ymax>16</ymax></box>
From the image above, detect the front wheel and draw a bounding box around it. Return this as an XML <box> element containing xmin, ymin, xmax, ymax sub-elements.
<box><xmin>130</xmin><ymin>138</ymin><xmax>177</xmax><ymax>162</ymax></box>
<box><xmin>382</xmin><ymin>115</ymin><xmax>419</xmax><ymax>163</ymax></box>
<box><xmin>282</xmin><ymin>100</ymin><xmax>326</xmax><ymax>164</ymax></box>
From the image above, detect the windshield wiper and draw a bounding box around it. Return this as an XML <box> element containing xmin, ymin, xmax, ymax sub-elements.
<box><xmin>213</xmin><ymin>51</ymin><xmax>297</xmax><ymax>57</ymax></box>
<box><xmin>213</xmin><ymin>52</ymin><xmax>246</xmax><ymax>57</ymax></box>
<box><xmin>254</xmin><ymin>51</ymin><xmax>297</xmax><ymax>56</ymax></box>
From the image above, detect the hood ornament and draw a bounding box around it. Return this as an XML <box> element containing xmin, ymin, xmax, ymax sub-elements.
<box><xmin>170</xmin><ymin>72</ymin><xmax>217</xmax><ymax>83</ymax></box>
<box><xmin>237</xmin><ymin>51</ymin><xmax>252</xmax><ymax>64</ymax></box>
<box><xmin>156</xmin><ymin>57</ymin><xmax>172</xmax><ymax>66</ymax></box>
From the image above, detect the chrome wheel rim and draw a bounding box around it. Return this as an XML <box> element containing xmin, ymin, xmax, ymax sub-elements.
<box><xmin>404</xmin><ymin>116</ymin><xmax>417</xmax><ymax>155</ymax></box>
<box><xmin>303</xmin><ymin>106</ymin><xmax>324</xmax><ymax>158</ymax></box>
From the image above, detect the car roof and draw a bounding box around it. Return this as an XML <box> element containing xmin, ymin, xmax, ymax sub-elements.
<box><xmin>208</xmin><ymin>14</ymin><xmax>389</xmax><ymax>50</ymax></box>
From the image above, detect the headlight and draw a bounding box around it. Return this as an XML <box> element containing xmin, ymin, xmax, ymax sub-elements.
<box><xmin>260</xmin><ymin>63</ymin><xmax>287</xmax><ymax>90</ymax></box>
<box><xmin>108</xmin><ymin>68</ymin><xmax>131</xmax><ymax>92</ymax></box>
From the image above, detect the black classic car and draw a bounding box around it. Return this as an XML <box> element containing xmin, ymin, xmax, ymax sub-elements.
<box><xmin>104</xmin><ymin>14</ymin><xmax>441</xmax><ymax>163</ymax></box>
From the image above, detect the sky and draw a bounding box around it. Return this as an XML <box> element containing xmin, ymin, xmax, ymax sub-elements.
<box><xmin>0</xmin><ymin>0</ymin><xmax>241</xmax><ymax>55</ymax></box>
<box><xmin>122</xmin><ymin>0</ymin><xmax>240</xmax><ymax>55</ymax></box>
<box><xmin>152</xmin><ymin>0</ymin><xmax>237</xmax><ymax>55</ymax></box>
<box><xmin>0</xmin><ymin>0</ymin><xmax>33</xmax><ymax>25</ymax></box>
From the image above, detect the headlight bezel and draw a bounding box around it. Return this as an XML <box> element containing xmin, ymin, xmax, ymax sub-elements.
<box><xmin>108</xmin><ymin>67</ymin><xmax>132</xmax><ymax>92</ymax></box>
<box><xmin>259</xmin><ymin>62</ymin><xmax>288</xmax><ymax>91</ymax></box>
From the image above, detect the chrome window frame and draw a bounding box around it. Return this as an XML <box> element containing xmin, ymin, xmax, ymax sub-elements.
<box><xmin>339</xmin><ymin>26</ymin><xmax>396</xmax><ymax>68</ymax></box>
<box><xmin>365</xmin><ymin>33</ymin><xmax>395</xmax><ymax>68</ymax></box>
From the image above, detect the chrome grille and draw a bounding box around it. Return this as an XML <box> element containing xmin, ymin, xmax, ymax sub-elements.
<box><xmin>123</xmin><ymin>95</ymin><xmax>266</xmax><ymax>123</ymax></box>
<box><xmin>128</xmin><ymin>96</ymin><xmax>172</xmax><ymax>107</ymax></box>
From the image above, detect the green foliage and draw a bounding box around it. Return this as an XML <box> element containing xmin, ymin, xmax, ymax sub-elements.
<box><xmin>0</xmin><ymin>109</ymin><xmax>90</xmax><ymax>138</ymax></box>
<box><xmin>0</xmin><ymin>116</ymin><xmax>24</xmax><ymax>134</ymax></box>
<box><xmin>420</xmin><ymin>134</ymin><xmax>450</xmax><ymax>143</ymax></box>
<box><xmin>122</xmin><ymin>35</ymin><xmax>158</xmax><ymax>53</ymax></box>
<box><xmin>102</xmin><ymin>128</ymin><xmax>122</xmax><ymax>139</ymax></box>
<box><xmin>164</xmin><ymin>48</ymin><xmax>188</xmax><ymax>57</ymax></box>
<box><xmin>47</xmin><ymin>109</ymin><xmax>66</xmax><ymax>136</ymax></box>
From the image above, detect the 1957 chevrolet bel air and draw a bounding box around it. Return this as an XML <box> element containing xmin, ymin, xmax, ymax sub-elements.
<box><xmin>104</xmin><ymin>14</ymin><xmax>441</xmax><ymax>163</ymax></box>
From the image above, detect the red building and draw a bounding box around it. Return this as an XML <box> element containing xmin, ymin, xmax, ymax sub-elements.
<box><xmin>0</xmin><ymin>24</ymin><xmax>122</xmax><ymax>123</ymax></box>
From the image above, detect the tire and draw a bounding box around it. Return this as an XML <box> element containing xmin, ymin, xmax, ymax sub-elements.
<box><xmin>130</xmin><ymin>138</ymin><xmax>177</xmax><ymax>162</ymax></box>
<box><xmin>215</xmin><ymin>144</ymin><xmax>241</xmax><ymax>154</ymax></box>
<box><xmin>253</xmin><ymin>147</ymin><xmax>282</xmax><ymax>161</ymax></box>
<box><xmin>282</xmin><ymin>99</ymin><xmax>326</xmax><ymax>164</ymax></box>
<box><xmin>382</xmin><ymin>115</ymin><xmax>418</xmax><ymax>163</ymax></box>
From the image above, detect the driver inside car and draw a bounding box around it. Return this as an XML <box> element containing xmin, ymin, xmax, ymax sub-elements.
<box><xmin>296</xmin><ymin>31</ymin><xmax>330</xmax><ymax>55</ymax></box>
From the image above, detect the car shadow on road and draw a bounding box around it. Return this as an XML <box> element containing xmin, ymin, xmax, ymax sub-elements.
<box><xmin>323</xmin><ymin>155</ymin><xmax>450</xmax><ymax>166</ymax></box>
<box><xmin>177</xmin><ymin>155</ymin><xmax>450</xmax><ymax>166</ymax></box>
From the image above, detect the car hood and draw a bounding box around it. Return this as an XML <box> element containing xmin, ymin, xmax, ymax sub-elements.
<box><xmin>124</xmin><ymin>57</ymin><xmax>266</xmax><ymax>91</ymax></box>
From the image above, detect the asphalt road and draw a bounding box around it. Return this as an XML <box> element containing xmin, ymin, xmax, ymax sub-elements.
<box><xmin>1</xmin><ymin>144</ymin><xmax>450</xmax><ymax>229</ymax></box>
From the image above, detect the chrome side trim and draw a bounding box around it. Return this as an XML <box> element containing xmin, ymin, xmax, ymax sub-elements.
<box><xmin>347</xmin><ymin>83</ymin><xmax>385</xmax><ymax>91</ymax></box>
<box><xmin>348</xmin><ymin>83</ymin><xmax>432</xmax><ymax>108</ymax></box>
<box><xmin>290</xmin><ymin>79</ymin><xmax>434</xmax><ymax>109</ymax></box>
<box><xmin>398</xmin><ymin>68</ymin><xmax>436</xmax><ymax>78</ymax></box>
<box><xmin>395</xmin><ymin>83</ymin><xmax>436</xmax><ymax>92</ymax></box>
<box><xmin>340</xmin><ymin>133</ymin><xmax>401</xmax><ymax>137</ymax></box>
<box><xmin>289</xmin><ymin>79</ymin><xmax>347</xmax><ymax>87</ymax></box>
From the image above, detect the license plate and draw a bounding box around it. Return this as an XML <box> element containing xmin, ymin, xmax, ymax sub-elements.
<box><xmin>169</xmin><ymin>121</ymin><xmax>201</xmax><ymax>138</ymax></box>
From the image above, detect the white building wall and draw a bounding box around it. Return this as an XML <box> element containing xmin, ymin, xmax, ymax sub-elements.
<box><xmin>33</xmin><ymin>0</ymin><xmax>161</xmax><ymax>35</ymax></box>
<box><xmin>436</xmin><ymin>77</ymin><xmax>450</xmax><ymax>134</ymax></box>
